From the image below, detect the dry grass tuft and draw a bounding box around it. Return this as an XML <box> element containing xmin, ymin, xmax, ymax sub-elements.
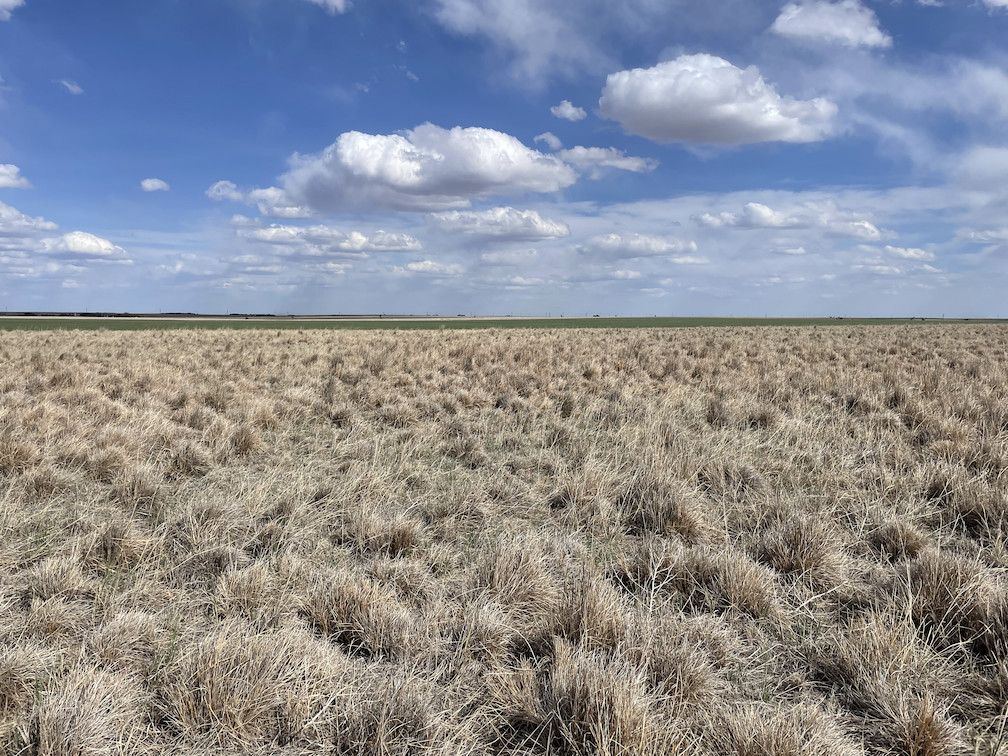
<box><xmin>758</xmin><ymin>511</ymin><xmax>846</xmax><ymax>588</ymax></box>
<box><xmin>300</xmin><ymin>568</ymin><xmax>417</xmax><ymax>659</ymax></box>
<box><xmin>619</xmin><ymin>537</ymin><xmax>781</xmax><ymax>618</ymax></box>
<box><xmin>31</xmin><ymin>666</ymin><xmax>142</xmax><ymax>756</ymax></box>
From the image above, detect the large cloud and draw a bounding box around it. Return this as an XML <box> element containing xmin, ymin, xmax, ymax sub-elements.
<box><xmin>0</xmin><ymin>0</ymin><xmax>24</xmax><ymax>21</ymax></box>
<box><xmin>693</xmin><ymin>201</ymin><xmax>892</xmax><ymax>240</ymax></box>
<box><xmin>771</xmin><ymin>1</ymin><xmax>892</xmax><ymax>48</ymax></box>
<box><xmin>429</xmin><ymin>207</ymin><xmax>570</xmax><ymax>240</ymax></box>
<box><xmin>598</xmin><ymin>54</ymin><xmax>837</xmax><ymax>145</ymax></box>
<box><xmin>0</xmin><ymin>164</ymin><xmax>31</xmax><ymax>189</ymax></box>
<box><xmin>245</xmin><ymin>124</ymin><xmax>578</xmax><ymax>214</ymax></box>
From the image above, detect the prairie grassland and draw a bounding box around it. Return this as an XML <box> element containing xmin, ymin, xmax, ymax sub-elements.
<box><xmin>0</xmin><ymin>325</ymin><xmax>1006</xmax><ymax>755</ymax></box>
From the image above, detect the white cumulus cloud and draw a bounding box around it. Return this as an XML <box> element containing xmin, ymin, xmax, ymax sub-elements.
<box><xmin>399</xmin><ymin>260</ymin><xmax>464</xmax><ymax>276</ymax></box>
<box><xmin>0</xmin><ymin>164</ymin><xmax>31</xmax><ymax>189</ymax></box>
<box><xmin>265</xmin><ymin>123</ymin><xmax>577</xmax><ymax>213</ymax></box>
<box><xmin>43</xmin><ymin>231</ymin><xmax>130</xmax><ymax>260</ymax></box>
<box><xmin>771</xmin><ymin>1</ymin><xmax>892</xmax><ymax>48</ymax></box>
<box><xmin>0</xmin><ymin>200</ymin><xmax>59</xmax><ymax>237</ymax></box>
<box><xmin>0</xmin><ymin>0</ymin><xmax>24</xmax><ymax>21</ymax></box>
<box><xmin>429</xmin><ymin>207</ymin><xmax>570</xmax><ymax>240</ymax></box>
<box><xmin>239</xmin><ymin>223</ymin><xmax>421</xmax><ymax>256</ymax></box>
<box><xmin>598</xmin><ymin>54</ymin><xmax>837</xmax><ymax>145</ymax></box>
<box><xmin>206</xmin><ymin>181</ymin><xmax>313</xmax><ymax>218</ymax></box>
<box><xmin>551</xmin><ymin>100</ymin><xmax>587</xmax><ymax>121</ymax></box>
<box><xmin>580</xmin><ymin>233</ymin><xmax>703</xmax><ymax>262</ymax></box>
<box><xmin>694</xmin><ymin>202</ymin><xmax>805</xmax><ymax>229</ymax></box>
<box><xmin>694</xmin><ymin>201</ymin><xmax>891</xmax><ymax>240</ymax></box>
<box><xmin>141</xmin><ymin>178</ymin><xmax>170</xmax><ymax>192</ymax></box>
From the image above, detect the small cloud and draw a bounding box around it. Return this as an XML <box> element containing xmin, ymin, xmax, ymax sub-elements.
<box><xmin>396</xmin><ymin>40</ymin><xmax>408</xmax><ymax>53</ymax></box>
<box><xmin>0</xmin><ymin>164</ymin><xmax>31</xmax><ymax>189</ymax></box>
<box><xmin>429</xmin><ymin>206</ymin><xmax>569</xmax><ymax>241</ymax></box>
<box><xmin>551</xmin><ymin>100</ymin><xmax>587</xmax><ymax>121</ymax></box>
<box><xmin>229</xmin><ymin>214</ymin><xmax>262</xmax><ymax>228</ymax></box>
<box><xmin>239</xmin><ymin>223</ymin><xmax>421</xmax><ymax>254</ymax></box>
<box><xmin>480</xmin><ymin>248</ymin><xmax>539</xmax><ymax>265</ymax></box>
<box><xmin>57</xmin><ymin>79</ymin><xmax>84</xmax><ymax>95</ymax></box>
<box><xmin>534</xmin><ymin>132</ymin><xmax>563</xmax><ymax>151</ymax></box>
<box><xmin>557</xmin><ymin>146</ymin><xmax>658</xmax><ymax>177</ymax></box>
<box><xmin>694</xmin><ymin>200</ymin><xmax>892</xmax><ymax>240</ymax></box>
<box><xmin>771</xmin><ymin>0</ymin><xmax>892</xmax><ymax>49</ymax></box>
<box><xmin>140</xmin><ymin>178</ymin><xmax>170</xmax><ymax>192</ymax></box>
<box><xmin>0</xmin><ymin>0</ymin><xmax>25</xmax><ymax>22</ymax></box>
<box><xmin>882</xmin><ymin>244</ymin><xmax>935</xmax><ymax>261</ymax></box>
<box><xmin>396</xmin><ymin>259</ymin><xmax>464</xmax><ymax>276</ymax></box>
<box><xmin>306</xmin><ymin>0</ymin><xmax>351</xmax><ymax>13</ymax></box>
<box><xmin>61</xmin><ymin>279</ymin><xmax>79</xmax><ymax>289</ymax></box>
<box><xmin>206</xmin><ymin>180</ymin><xmax>313</xmax><ymax>218</ymax></box>
<box><xmin>580</xmin><ymin>233</ymin><xmax>702</xmax><ymax>261</ymax></box>
<box><xmin>960</xmin><ymin>228</ymin><xmax>1008</xmax><ymax>244</ymax></box>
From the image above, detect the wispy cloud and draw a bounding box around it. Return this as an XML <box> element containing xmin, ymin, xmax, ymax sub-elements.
<box><xmin>57</xmin><ymin>79</ymin><xmax>84</xmax><ymax>95</ymax></box>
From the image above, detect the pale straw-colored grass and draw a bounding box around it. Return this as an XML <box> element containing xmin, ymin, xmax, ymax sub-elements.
<box><xmin>1</xmin><ymin>324</ymin><xmax>1006</xmax><ymax>755</ymax></box>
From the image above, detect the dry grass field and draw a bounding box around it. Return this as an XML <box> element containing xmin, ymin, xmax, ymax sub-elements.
<box><xmin>1</xmin><ymin>325</ymin><xmax>1006</xmax><ymax>755</ymax></box>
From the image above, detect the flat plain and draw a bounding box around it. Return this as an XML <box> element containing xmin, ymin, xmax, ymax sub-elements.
<box><xmin>0</xmin><ymin>316</ymin><xmax>1002</xmax><ymax>331</ymax></box>
<box><xmin>1</xmin><ymin>324</ymin><xmax>1006</xmax><ymax>755</ymax></box>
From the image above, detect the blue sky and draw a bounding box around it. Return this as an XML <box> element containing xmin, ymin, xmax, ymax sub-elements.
<box><xmin>1</xmin><ymin>0</ymin><xmax>1007</xmax><ymax>316</ymax></box>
